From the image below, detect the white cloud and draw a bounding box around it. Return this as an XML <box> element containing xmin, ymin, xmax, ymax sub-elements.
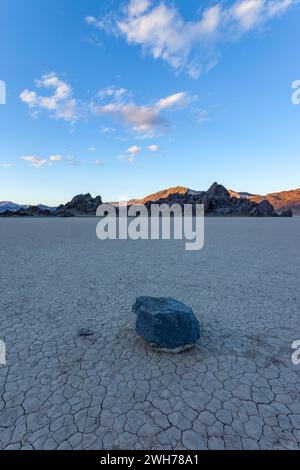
<box><xmin>148</xmin><ymin>144</ymin><xmax>159</xmax><ymax>152</ymax></box>
<box><xmin>89</xmin><ymin>0</ymin><xmax>298</xmax><ymax>77</ymax></box>
<box><xmin>94</xmin><ymin>102</ymin><xmax>164</xmax><ymax>136</ymax></box>
<box><xmin>66</xmin><ymin>156</ymin><xmax>79</xmax><ymax>166</ymax></box>
<box><xmin>94</xmin><ymin>159</ymin><xmax>104</xmax><ymax>166</ymax></box>
<box><xmin>19</xmin><ymin>90</ymin><xmax>37</xmax><ymax>106</ymax></box>
<box><xmin>50</xmin><ymin>155</ymin><xmax>63</xmax><ymax>161</ymax></box>
<box><xmin>100</xmin><ymin>126</ymin><xmax>116</xmax><ymax>134</ymax></box>
<box><xmin>21</xmin><ymin>156</ymin><xmax>48</xmax><ymax>168</ymax></box>
<box><xmin>20</xmin><ymin>73</ymin><xmax>79</xmax><ymax>122</ymax></box>
<box><xmin>0</xmin><ymin>163</ymin><xmax>13</xmax><ymax>168</ymax></box>
<box><xmin>267</xmin><ymin>0</ymin><xmax>295</xmax><ymax>15</ymax></box>
<box><xmin>21</xmin><ymin>154</ymin><xmax>68</xmax><ymax>167</ymax></box>
<box><xmin>85</xmin><ymin>15</ymin><xmax>100</xmax><ymax>27</ymax></box>
<box><xmin>97</xmin><ymin>86</ymin><xmax>129</xmax><ymax>101</ymax></box>
<box><xmin>88</xmin><ymin>147</ymin><xmax>96</xmax><ymax>152</ymax></box>
<box><xmin>128</xmin><ymin>0</ymin><xmax>151</xmax><ymax>17</ymax></box>
<box><xmin>231</xmin><ymin>0</ymin><xmax>264</xmax><ymax>31</ymax></box>
<box><xmin>118</xmin><ymin>153</ymin><xmax>135</xmax><ymax>163</ymax></box>
<box><xmin>127</xmin><ymin>145</ymin><xmax>141</xmax><ymax>155</ymax></box>
<box><xmin>156</xmin><ymin>92</ymin><xmax>187</xmax><ymax>110</ymax></box>
<box><xmin>92</xmin><ymin>90</ymin><xmax>189</xmax><ymax>136</ymax></box>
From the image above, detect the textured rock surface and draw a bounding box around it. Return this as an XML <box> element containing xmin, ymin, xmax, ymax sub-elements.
<box><xmin>0</xmin><ymin>218</ymin><xmax>299</xmax><ymax>450</ymax></box>
<box><xmin>250</xmin><ymin>200</ymin><xmax>277</xmax><ymax>217</ymax></box>
<box><xmin>142</xmin><ymin>183</ymin><xmax>279</xmax><ymax>217</ymax></box>
<box><xmin>55</xmin><ymin>193</ymin><xmax>103</xmax><ymax>216</ymax></box>
<box><xmin>0</xmin><ymin>183</ymin><xmax>283</xmax><ymax>218</ymax></box>
<box><xmin>280</xmin><ymin>209</ymin><xmax>293</xmax><ymax>217</ymax></box>
<box><xmin>78</xmin><ymin>327</ymin><xmax>94</xmax><ymax>337</ymax></box>
<box><xmin>133</xmin><ymin>297</ymin><xmax>200</xmax><ymax>352</ymax></box>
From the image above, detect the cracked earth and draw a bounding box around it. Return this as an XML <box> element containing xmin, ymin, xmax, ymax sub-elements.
<box><xmin>0</xmin><ymin>217</ymin><xmax>299</xmax><ymax>450</ymax></box>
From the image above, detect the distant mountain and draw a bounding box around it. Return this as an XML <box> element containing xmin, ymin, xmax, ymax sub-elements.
<box><xmin>228</xmin><ymin>190</ymin><xmax>257</xmax><ymax>199</ymax></box>
<box><xmin>1</xmin><ymin>184</ymin><xmax>297</xmax><ymax>217</ymax></box>
<box><xmin>0</xmin><ymin>201</ymin><xmax>24</xmax><ymax>213</ymax></box>
<box><xmin>55</xmin><ymin>193</ymin><xmax>103</xmax><ymax>216</ymax></box>
<box><xmin>229</xmin><ymin>188</ymin><xmax>300</xmax><ymax>215</ymax></box>
<box><xmin>0</xmin><ymin>201</ymin><xmax>55</xmax><ymax>214</ymax></box>
<box><xmin>128</xmin><ymin>186</ymin><xmax>189</xmax><ymax>205</ymax></box>
<box><xmin>249</xmin><ymin>189</ymin><xmax>300</xmax><ymax>215</ymax></box>
<box><xmin>123</xmin><ymin>183</ymin><xmax>289</xmax><ymax>217</ymax></box>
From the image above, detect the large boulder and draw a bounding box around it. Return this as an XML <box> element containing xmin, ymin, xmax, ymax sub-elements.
<box><xmin>250</xmin><ymin>200</ymin><xmax>277</xmax><ymax>217</ymax></box>
<box><xmin>132</xmin><ymin>297</ymin><xmax>200</xmax><ymax>353</ymax></box>
<box><xmin>280</xmin><ymin>208</ymin><xmax>293</xmax><ymax>217</ymax></box>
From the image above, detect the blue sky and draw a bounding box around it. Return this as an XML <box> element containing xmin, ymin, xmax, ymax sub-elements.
<box><xmin>0</xmin><ymin>0</ymin><xmax>299</xmax><ymax>205</ymax></box>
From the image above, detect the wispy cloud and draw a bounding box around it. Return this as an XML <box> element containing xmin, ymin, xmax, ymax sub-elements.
<box><xmin>20</xmin><ymin>75</ymin><xmax>190</xmax><ymax>135</ymax></box>
<box><xmin>21</xmin><ymin>156</ymin><xmax>48</xmax><ymax>168</ymax></box>
<box><xmin>0</xmin><ymin>163</ymin><xmax>13</xmax><ymax>168</ymax></box>
<box><xmin>127</xmin><ymin>145</ymin><xmax>142</xmax><ymax>155</ymax></box>
<box><xmin>21</xmin><ymin>154</ymin><xmax>72</xmax><ymax>167</ymax></box>
<box><xmin>65</xmin><ymin>156</ymin><xmax>79</xmax><ymax>166</ymax></box>
<box><xmin>20</xmin><ymin>72</ymin><xmax>79</xmax><ymax>122</ymax></box>
<box><xmin>117</xmin><ymin>145</ymin><xmax>142</xmax><ymax>163</ymax></box>
<box><xmin>100</xmin><ymin>125</ymin><xmax>116</xmax><ymax>134</ymax></box>
<box><xmin>91</xmin><ymin>88</ymin><xmax>189</xmax><ymax>136</ymax></box>
<box><xmin>50</xmin><ymin>155</ymin><xmax>63</xmax><ymax>161</ymax></box>
<box><xmin>87</xmin><ymin>0</ymin><xmax>298</xmax><ymax>77</ymax></box>
<box><xmin>94</xmin><ymin>159</ymin><xmax>104</xmax><ymax>166</ymax></box>
<box><xmin>148</xmin><ymin>144</ymin><xmax>159</xmax><ymax>152</ymax></box>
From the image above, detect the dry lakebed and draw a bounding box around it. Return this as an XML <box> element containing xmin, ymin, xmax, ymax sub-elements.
<box><xmin>0</xmin><ymin>217</ymin><xmax>299</xmax><ymax>450</ymax></box>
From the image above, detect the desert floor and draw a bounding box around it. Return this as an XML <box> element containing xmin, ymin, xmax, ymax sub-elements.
<box><xmin>0</xmin><ymin>217</ymin><xmax>299</xmax><ymax>450</ymax></box>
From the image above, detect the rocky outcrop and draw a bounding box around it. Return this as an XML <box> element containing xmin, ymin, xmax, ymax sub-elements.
<box><xmin>0</xmin><ymin>193</ymin><xmax>102</xmax><ymax>217</ymax></box>
<box><xmin>0</xmin><ymin>206</ymin><xmax>54</xmax><ymax>217</ymax></box>
<box><xmin>280</xmin><ymin>208</ymin><xmax>293</xmax><ymax>217</ymax></box>
<box><xmin>230</xmin><ymin>188</ymin><xmax>300</xmax><ymax>215</ymax></box>
<box><xmin>0</xmin><ymin>184</ymin><xmax>292</xmax><ymax>217</ymax></box>
<box><xmin>250</xmin><ymin>200</ymin><xmax>277</xmax><ymax>217</ymax></box>
<box><xmin>54</xmin><ymin>193</ymin><xmax>102</xmax><ymax>216</ymax></box>
<box><xmin>139</xmin><ymin>182</ymin><xmax>279</xmax><ymax>217</ymax></box>
<box><xmin>132</xmin><ymin>297</ymin><xmax>200</xmax><ymax>353</ymax></box>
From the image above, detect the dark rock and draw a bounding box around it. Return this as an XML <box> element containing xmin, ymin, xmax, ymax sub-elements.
<box><xmin>132</xmin><ymin>296</ymin><xmax>200</xmax><ymax>353</ymax></box>
<box><xmin>78</xmin><ymin>326</ymin><xmax>94</xmax><ymax>337</ymax></box>
<box><xmin>0</xmin><ymin>206</ymin><xmax>54</xmax><ymax>217</ymax></box>
<box><xmin>55</xmin><ymin>193</ymin><xmax>103</xmax><ymax>216</ymax></box>
<box><xmin>280</xmin><ymin>208</ymin><xmax>293</xmax><ymax>217</ymax></box>
<box><xmin>201</xmin><ymin>182</ymin><xmax>231</xmax><ymax>212</ymax></box>
<box><xmin>138</xmin><ymin>182</ymin><xmax>279</xmax><ymax>217</ymax></box>
<box><xmin>54</xmin><ymin>209</ymin><xmax>74</xmax><ymax>218</ymax></box>
<box><xmin>0</xmin><ymin>210</ymin><xmax>16</xmax><ymax>217</ymax></box>
<box><xmin>250</xmin><ymin>200</ymin><xmax>277</xmax><ymax>217</ymax></box>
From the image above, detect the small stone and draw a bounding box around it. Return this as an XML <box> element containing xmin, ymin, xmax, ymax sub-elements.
<box><xmin>78</xmin><ymin>326</ymin><xmax>94</xmax><ymax>337</ymax></box>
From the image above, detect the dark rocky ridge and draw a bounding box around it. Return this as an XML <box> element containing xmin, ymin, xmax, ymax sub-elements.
<box><xmin>0</xmin><ymin>184</ymin><xmax>293</xmax><ymax>217</ymax></box>
<box><xmin>142</xmin><ymin>183</ymin><xmax>290</xmax><ymax>217</ymax></box>
<box><xmin>1</xmin><ymin>193</ymin><xmax>103</xmax><ymax>217</ymax></box>
<box><xmin>55</xmin><ymin>193</ymin><xmax>103</xmax><ymax>216</ymax></box>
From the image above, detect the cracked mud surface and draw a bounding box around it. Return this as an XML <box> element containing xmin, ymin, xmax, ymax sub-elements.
<box><xmin>0</xmin><ymin>217</ymin><xmax>299</xmax><ymax>450</ymax></box>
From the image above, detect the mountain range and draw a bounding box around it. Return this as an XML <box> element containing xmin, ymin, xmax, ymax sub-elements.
<box><xmin>0</xmin><ymin>201</ymin><xmax>55</xmax><ymax>213</ymax></box>
<box><xmin>0</xmin><ymin>183</ymin><xmax>298</xmax><ymax>217</ymax></box>
<box><xmin>128</xmin><ymin>186</ymin><xmax>300</xmax><ymax>216</ymax></box>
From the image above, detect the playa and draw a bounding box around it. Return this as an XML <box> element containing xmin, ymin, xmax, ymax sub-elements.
<box><xmin>0</xmin><ymin>217</ymin><xmax>299</xmax><ymax>450</ymax></box>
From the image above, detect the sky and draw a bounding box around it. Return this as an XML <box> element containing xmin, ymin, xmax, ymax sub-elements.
<box><xmin>0</xmin><ymin>0</ymin><xmax>299</xmax><ymax>206</ymax></box>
